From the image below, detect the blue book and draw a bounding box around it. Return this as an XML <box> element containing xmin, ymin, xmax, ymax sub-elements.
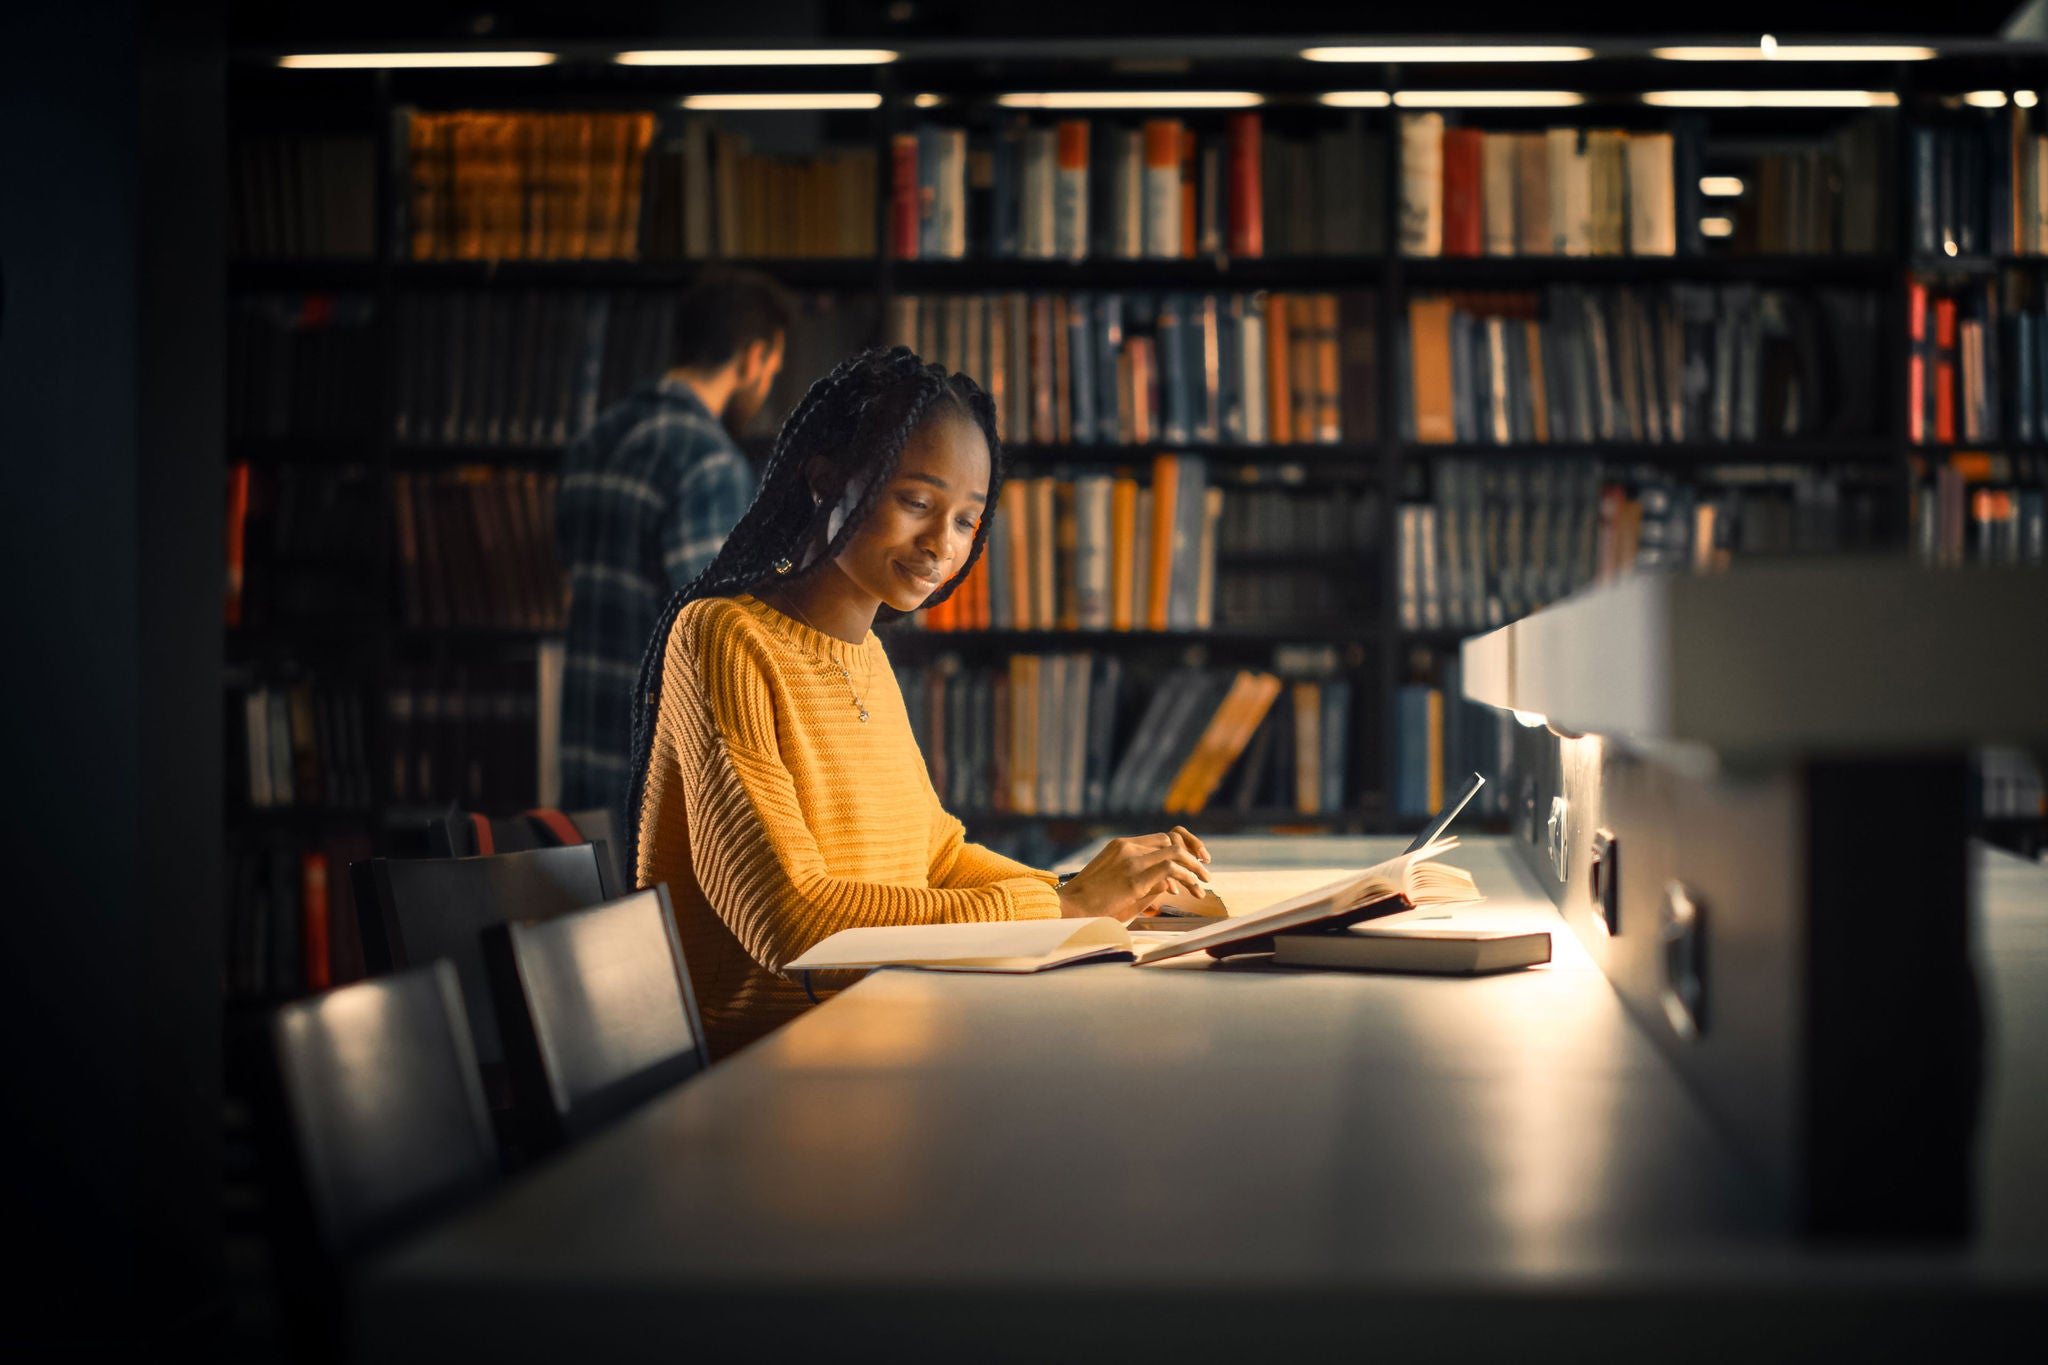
<box><xmin>1095</xmin><ymin>294</ymin><xmax>1124</xmax><ymax>443</ymax></box>
<box><xmin>1159</xmin><ymin>293</ymin><xmax>1192</xmax><ymax>444</ymax></box>
<box><xmin>1068</xmin><ymin>291</ymin><xmax>1097</xmax><ymax>445</ymax></box>
<box><xmin>1909</xmin><ymin>127</ymin><xmax>1939</xmax><ymax>257</ymax></box>
<box><xmin>1319</xmin><ymin>680</ymin><xmax>1351</xmax><ymax>815</ymax></box>
<box><xmin>917</xmin><ymin>124</ymin><xmax>941</xmax><ymax>258</ymax></box>
<box><xmin>1219</xmin><ymin>295</ymin><xmax>1245</xmax><ymax>443</ymax></box>
<box><xmin>991</xmin><ymin>119</ymin><xmax>1021</xmax><ymax>259</ymax></box>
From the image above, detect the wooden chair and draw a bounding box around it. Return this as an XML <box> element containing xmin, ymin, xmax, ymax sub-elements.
<box><xmin>260</xmin><ymin>963</ymin><xmax>497</xmax><ymax>1359</ymax></box>
<box><xmin>482</xmin><ymin>884</ymin><xmax>710</xmax><ymax>1155</ymax></box>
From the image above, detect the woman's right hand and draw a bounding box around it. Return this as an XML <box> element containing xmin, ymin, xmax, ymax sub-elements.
<box><xmin>1055</xmin><ymin>826</ymin><xmax>1212</xmax><ymax>922</ymax></box>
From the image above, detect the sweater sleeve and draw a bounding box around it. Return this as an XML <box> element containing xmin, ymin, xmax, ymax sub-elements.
<box><xmin>663</xmin><ymin>613</ymin><xmax>1060</xmax><ymax>979</ymax></box>
<box><xmin>926</xmin><ymin>785</ymin><xmax>1062</xmax><ymax>900</ymax></box>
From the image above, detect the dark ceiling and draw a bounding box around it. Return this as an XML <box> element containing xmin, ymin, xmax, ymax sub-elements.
<box><xmin>228</xmin><ymin>0</ymin><xmax>2034</xmax><ymax>46</ymax></box>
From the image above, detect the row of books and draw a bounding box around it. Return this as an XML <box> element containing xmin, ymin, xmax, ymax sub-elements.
<box><xmin>1399</xmin><ymin>115</ymin><xmax>1693</xmax><ymax>259</ymax></box>
<box><xmin>891</xmin><ymin>290</ymin><xmax>1374</xmax><ymax>447</ymax></box>
<box><xmin>231</xmin><ymin>675</ymin><xmax>377</xmax><ymax>811</ymax></box>
<box><xmin>1911</xmin><ymin>453</ymin><xmax>2047</xmax><ymax>567</ymax></box>
<box><xmin>225</xmin><ymin>463</ymin><xmax>382</xmax><ymax>628</ymax></box>
<box><xmin>1402</xmin><ymin>285</ymin><xmax>1881</xmax><ymax>447</ymax></box>
<box><xmin>898</xmin><ymin>656</ymin><xmax>1359</xmax><ymax>818</ymax></box>
<box><xmin>1397</xmin><ymin>459</ymin><xmax>1895</xmax><ymax>633</ymax></box>
<box><xmin>1907</xmin><ymin>279</ymin><xmax>2048</xmax><ymax>445</ymax></box>
<box><xmin>385</xmin><ymin>663</ymin><xmax>544</xmax><ymax>811</ymax></box>
<box><xmin>230</xmin><ymin>135</ymin><xmax>377</xmax><ymax>260</ymax></box>
<box><xmin>392</xmin><ymin>288</ymin><xmax>873</xmax><ymax>449</ymax></box>
<box><xmin>912</xmin><ymin>461</ymin><xmax>1380</xmax><ymax>634</ymax></box>
<box><xmin>890</xmin><ymin>112</ymin><xmax>1380</xmax><ymax>262</ymax></box>
<box><xmin>1978</xmin><ymin>748</ymin><xmax>2046</xmax><ymax>822</ymax></box>
<box><xmin>1728</xmin><ymin>121</ymin><xmax>1892</xmax><ymax>257</ymax></box>
<box><xmin>1908</xmin><ymin>109</ymin><xmax>2048</xmax><ymax>259</ymax></box>
<box><xmin>390</xmin><ymin>469</ymin><xmax>567</xmax><ymax>631</ymax></box>
<box><xmin>400</xmin><ymin>110</ymin><xmax>656</xmax><ymax>261</ymax></box>
<box><xmin>644</xmin><ymin>120</ymin><xmax>876</xmax><ymax>259</ymax></box>
<box><xmin>225</xmin><ymin>836</ymin><xmax>372</xmax><ymax>1001</ymax></box>
<box><xmin>1393</xmin><ymin>662</ymin><xmax>1518</xmax><ymax>822</ymax></box>
<box><xmin>229</xmin><ymin>293</ymin><xmax>379</xmax><ymax>438</ymax></box>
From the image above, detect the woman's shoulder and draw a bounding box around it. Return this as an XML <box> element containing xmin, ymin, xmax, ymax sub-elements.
<box><xmin>669</xmin><ymin>594</ymin><xmax>776</xmax><ymax>663</ymax></box>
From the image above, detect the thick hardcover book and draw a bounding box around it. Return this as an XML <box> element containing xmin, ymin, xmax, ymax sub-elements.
<box><xmin>1054</xmin><ymin>120</ymin><xmax>1090</xmax><ymax>261</ymax></box>
<box><xmin>1227</xmin><ymin>112</ymin><xmax>1263</xmax><ymax>258</ymax></box>
<box><xmin>1272</xmin><ymin>924</ymin><xmax>1550</xmax><ymax>975</ymax></box>
<box><xmin>1399</xmin><ymin>113</ymin><xmax>1444</xmax><ymax>256</ymax></box>
<box><xmin>1441</xmin><ymin>128</ymin><xmax>1484</xmax><ymax>258</ymax></box>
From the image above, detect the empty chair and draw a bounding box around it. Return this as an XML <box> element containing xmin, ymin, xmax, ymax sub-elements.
<box><xmin>350</xmin><ymin>844</ymin><xmax>618</xmax><ymax>1085</ymax></box>
<box><xmin>483</xmin><ymin>884</ymin><xmax>710</xmax><ymax>1153</ymax></box>
<box><xmin>260</xmin><ymin>963</ymin><xmax>497</xmax><ymax>1357</ymax></box>
<box><xmin>427</xmin><ymin>803</ymin><xmax>631</xmax><ymax>893</ymax></box>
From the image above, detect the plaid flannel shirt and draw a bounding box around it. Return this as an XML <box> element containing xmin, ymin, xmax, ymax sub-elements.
<box><xmin>556</xmin><ymin>378</ymin><xmax>755</xmax><ymax>819</ymax></box>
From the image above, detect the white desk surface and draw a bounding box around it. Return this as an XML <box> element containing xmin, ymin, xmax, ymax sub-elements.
<box><xmin>353</xmin><ymin>837</ymin><xmax>2048</xmax><ymax>1362</ymax></box>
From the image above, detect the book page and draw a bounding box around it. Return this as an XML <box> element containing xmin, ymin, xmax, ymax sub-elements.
<box><xmin>786</xmin><ymin>915</ymin><xmax>1130</xmax><ymax>972</ymax></box>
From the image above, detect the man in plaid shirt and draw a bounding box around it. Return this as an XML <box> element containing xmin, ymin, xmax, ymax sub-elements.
<box><xmin>556</xmin><ymin>269</ymin><xmax>794</xmax><ymax>822</ymax></box>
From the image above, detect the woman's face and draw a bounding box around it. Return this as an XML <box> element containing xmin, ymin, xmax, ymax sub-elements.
<box><xmin>828</xmin><ymin>415</ymin><xmax>991</xmax><ymax>614</ymax></box>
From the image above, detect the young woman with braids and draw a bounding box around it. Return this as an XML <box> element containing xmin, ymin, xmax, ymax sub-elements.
<box><xmin>627</xmin><ymin>346</ymin><xmax>1214</xmax><ymax>1059</ymax></box>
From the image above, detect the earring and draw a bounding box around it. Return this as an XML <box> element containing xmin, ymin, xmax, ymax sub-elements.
<box><xmin>772</xmin><ymin>557</ymin><xmax>793</xmax><ymax>575</ymax></box>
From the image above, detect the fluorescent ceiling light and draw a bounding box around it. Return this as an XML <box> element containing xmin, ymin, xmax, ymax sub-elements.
<box><xmin>1699</xmin><ymin>175</ymin><xmax>1745</xmax><ymax>197</ymax></box>
<box><xmin>1650</xmin><ymin>44</ymin><xmax>1935</xmax><ymax>61</ymax></box>
<box><xmin>1318</xmin><ymin>91</ymin><xmax>1393</xmax><ymax>108</ymax></box>
<box><xmin>278</xmin><ymin>51</ymin><xmax>558</xmax><ymax>69</ymax></box>
<box><xmin>680</xmin><ymin>93</ymin><xmax>883</xmax><ymax>110</ymax></box>
<box><xmin>1302</xmin><ymin>45</ymin><xmax>1593</xmax><ymax>63</ymax></box>
<box><xmin>1392</xmin><ymin>90</ymin><xmax>1586</xmax><ymax>108</ymax></box>
<box><xmin>1643</xmin><ymin>90</ymin><xmax>1899</xmax><ymax>108</ymax></box>
<box><xmin>996</xmin><ymin>91</ymin><xmax>1264</xmax><ymax>109</ymax></box>
<box><xmin>2019</xmin><ymin>91</ymin><xmax>2041</xmax><ymax>109</ymax></box>
<box><xmin>617</xmin><ymin>48</ymin><xmax>898</xmax><ymax>66</ymax></box>
<box><xmin>913</xmin><ymin>93</ymin><xmax>945</xmax><ymax>108</ymax></box>
<box><xmin>1964</xmin><ymin>90</ymin><xmax>2009</xmax><ymax>108</ymax></box>
<box><xmin>1700</xmin><ymin>216</ymin><xmax>1735</xmax><ymax>237</ymax></box>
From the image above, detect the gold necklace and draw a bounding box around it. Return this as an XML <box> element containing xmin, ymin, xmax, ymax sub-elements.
<box><xmin>770</xmin><ymin>591</ymin><xmax>873</xmax><ymax>724</ymax></box>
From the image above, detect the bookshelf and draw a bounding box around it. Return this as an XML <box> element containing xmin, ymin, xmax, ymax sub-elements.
<box><xmin>224</xmin><ymin>39</ymin><xmax>2048</xmax><ymax>1002</ymax></box>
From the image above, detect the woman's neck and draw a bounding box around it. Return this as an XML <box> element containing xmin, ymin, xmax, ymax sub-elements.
<box><xmin>759</xmin><ymin>563</ymin><xmax>877</xmax><ymax>644</ymax></box>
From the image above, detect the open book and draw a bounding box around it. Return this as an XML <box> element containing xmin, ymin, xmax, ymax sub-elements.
<box><xmin>784</xmin><ymin>840</ymin><xmax>1481</xmax><ymax>975</ymax></box>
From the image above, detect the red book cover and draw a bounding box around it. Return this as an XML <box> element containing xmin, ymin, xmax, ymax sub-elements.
<box><xmin>1906</xmin><ymin>281</ymin><xmax>1927</xmax><ymax>444</ymax></box>
<box><xmin>1179</xmin><ymin>127</ymin><xmax>1198</xmax><ymax>259</ymax></box>
<box><xmin>301</xmin><ymin>851</ymin><xmax>331</xmax><ymax>993</ymax></box>
<box><xmin>1934</xmin><ymin>297</ymin><xmax>1958</xmax><ymax>444</ymax></box>
<box><xmin>1227</xmin><ymin>112</ymin><xmax>1262</xmax><ymax>258</ymax></box>
<box><xmin>890</xmin><ymin>132</ymin><xmax>921</xmax><ymax>259</ymax></box>
<box><xmin>1441</xmin><ymin>128</ymin><xmax>1484</xmax><ymax>258</ymax></box>
<box><xmin>225</xmin><ymin>461</ymin><xmax>251</xmax><ymax>628</ymax></box>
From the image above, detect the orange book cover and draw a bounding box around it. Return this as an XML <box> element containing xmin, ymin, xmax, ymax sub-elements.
<box><xmin>1164</xmin><ymin>672</ymin><xmax>1256</xmax><ymax>813</ymax></box>
<box><xmin>1127</xmin><ymin>335</ymin><xmax>1155</xmax><ymax>443</ymax></box>
<box><xmin>1265</xmin><ymin>293</ymin><xmax>1293</xmax><ymax>443</ymax></box>
<box><xmin>407</xmin><ymin>111</ymin><xmax>441</xmax><ymax>259</ymax></box>
<box><xmin>1408</xmin><ymin>297</ymin><xmax>1457</xmax><ymax>443</ymax></box>
<box><xmin>1001</xmin><ymin>482</ymin><xmax>1032</xmax><ymax>628</ymax></box>
<box><xmin>1188</xmin><ymin>673</ymin><xmax>1283</xmax><ymax>813</ymax></box>
<box><xmin>1109</xmin><ymin>476</ymin><xmax>1138</xmax><ymax>631</ymax></box>
<box><xmin>1031</xmin><ymin>477</ymin><xmax>1057</xmax><ymax>630</ymax></box>
<box><xmin>618</xmin><ymin>112</ymin><xmax>656</xmax><ymax>258</ymax></box>
<box><xmin>1312</xmin><ymin>293</ymin><xmax>1341</xmax><ymax>442</ymax></box>
<box><xmin>1011</xmin><ymin>655</ymin><xmax>1039</xmax><ymax>814</ymax></box>
<box><xmin>1147</xmin><ymin>455</ymin><xmax>1179</xmax><ymax>631</ymax></box>
<box><xmin>561</xmin><ymin>113</ymin><xmax>595</xmax><ymax>259</ymax></box>
<box><xmin>451</xmin><ymin>113</ymin><xmax>487</xmax><ymax>259</ymax></box>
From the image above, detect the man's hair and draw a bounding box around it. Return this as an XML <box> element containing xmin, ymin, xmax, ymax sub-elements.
<box><xmin>672</xmin><ymin>267</ymin><xmax>798</xmax><ymax>371</ymax></box>
<box><xmin>623</xmin><ymin>346</ymin><xmax>1006</xmax><ymax>861</ymax></box>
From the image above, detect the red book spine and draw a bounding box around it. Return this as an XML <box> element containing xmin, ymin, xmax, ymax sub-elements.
<box><xmin>301</xmin><ymin>852</ymin><xmax>331</xmax><ymax>993</ymax></box>
<box><xmin>1441</xmin><ymin>129</ymin><xmax>1484</xmax><ymax>259</ymax></box>
<box><xmin>225</xmin><ymin>461</ymin><xmax>251</xmax><ymax>628</ymax></box>
<box><xmin>1934</xmin><ymin>298</ymin><xmax>1958</xmax><ymax>444</ymax></box>
<box><xmin>1906</xmin><ymin>281</ymin><xmax>1927</xmax><ymax>445</ymax></box>
<box><xmin>890</xmin><ymin>133</ymin><xmax>921</xmax><ymax>259</ymax></box>
<box><xmin>1226</xmin><ymin>112</ymin><xmax>1262</xmax><ymax>258</ymax></box>
<box><xmin>1179</xmin><ymin>127</ymin><xmax>1198</xmax><ymax>259</ymax></box>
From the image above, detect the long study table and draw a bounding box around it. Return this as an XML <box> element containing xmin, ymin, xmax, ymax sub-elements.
<box><xmin>353</xmin><ymin>836</ymin><xmax>2048</xmax><ymax>1361</ymax></box>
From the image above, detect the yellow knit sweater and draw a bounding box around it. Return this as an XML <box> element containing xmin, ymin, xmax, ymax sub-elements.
<box><xmin>636</xmin><ymin>592</ymin><xmax>1061</xmax><ymax>1059</ymax></box>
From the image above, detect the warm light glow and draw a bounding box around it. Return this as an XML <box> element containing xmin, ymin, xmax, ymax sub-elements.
<box><xmin>1649</xmin><ymin>44</ymin><xmax>1936</xmax><ymax>61</ymax></box>
<box><xmin>680</xmin><ymin>92</ymin><xmax>884</xmax><ymax>110</ymax></box>
<box><xmin>995</xmin><ymin>90</ymin><xmax>1265</xmax><ymax>109</ymax></box>
<box><xmin>913</xmin><ymin>92</ymin><xmax>944</xmax><ymax>108</ymax></box>
<box><xmin>1302</xmin><ymin>45</ymin><xmax>1593</xmax><ymax>63</ymax></box>
<box><xmin>1513</xmin><ymin>710</ymin><xmax>1549</xmax><ymax>729</ymax></box>
<box><xmin>616</xmin><ymin>49</ymin><xmax>898</xmax><ymax>66</ymax></box>
<box><xmin>1699</xmin><ymin>175</ymin><xmax>1746</xmax><ymax>197</ymax></box>
<box><xmin>2018</xmin><ymin>91</ymin><xmax>2040</xmax><ymax>109</ymax></box>
<box><xmin>1643</xmin><ymin>90</ymin><xmax>1900</xmax><ymax>108</ymax></box>
<box><xmin>278</xmin><ymin>51</ymin><xmax>558</xmax><ymax>69</ymax></box>
<box><xmin>1701</xmin><ymin>216</ymin><xmax>1735</xmax><ymax>237</ymax></box>
<box><xmin>1964</xmin><ymin>90</ymin><xmax>2009</xmax><ymax>108</ymax></box>
<box><xmin>1392</xmin><ymin>90</ymin><xmax>1586</xmax><ymax>108</ymax></box>
<box><xmin>1317</xmin><ymin>91</ymin><xmax>1393</xmax><ymax>108</ymax></box>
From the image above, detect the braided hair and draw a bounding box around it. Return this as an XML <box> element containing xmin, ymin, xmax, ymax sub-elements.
<box><xmin>623</xmin><ymin>345</ymin><xmax>1008</xmax><ymax>864</ymax></box>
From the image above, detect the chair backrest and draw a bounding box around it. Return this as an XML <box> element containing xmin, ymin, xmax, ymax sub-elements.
<box><xmin>482</xmin><ymin>884</ymin><xmax>709</xmax><ymax>1150</ymax></box>
<box><xmin>428</xmin><ymin>804</ymin><xmax>631</xmax><ymax>893</ymax></box>
<box><xmin>267</xmin><ymin>962</ymin><xmax>497</xmax><ymax>1262</ymax></box>
<box><xmin>350</xmin><ymin>844</ymin><xmax>616</xmax><ymax>1072</ymax></box>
